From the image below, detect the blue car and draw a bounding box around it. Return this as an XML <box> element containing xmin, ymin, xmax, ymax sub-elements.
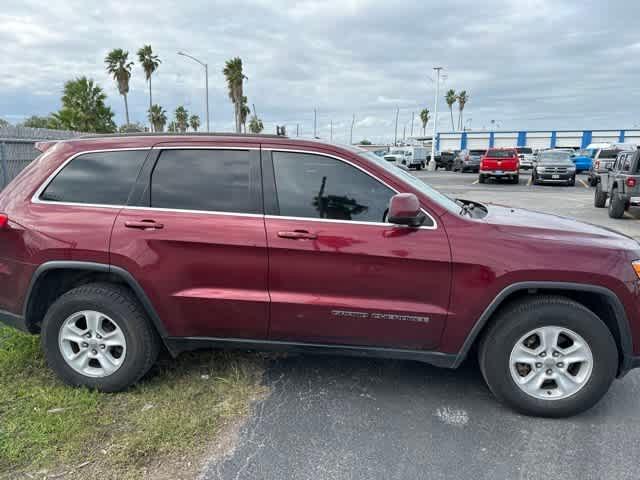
<box><xmin>571</xmin><ymin>148</ymin><xmax>595</xmax><ymax>172</ymax></box>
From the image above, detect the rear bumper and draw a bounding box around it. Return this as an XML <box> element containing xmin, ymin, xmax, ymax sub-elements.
<box><xmin>480</xmin><ymin>171</ymin><xmax>518</xmax><ymax>177</ymax></box>
<box><xmin>0</xmin><ymin>309</ymin><xmax>28</xmax><ymax>333</ymax></box>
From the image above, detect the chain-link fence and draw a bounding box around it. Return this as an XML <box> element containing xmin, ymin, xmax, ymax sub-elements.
<box><xmin>0</xmin><ymin>126</ymin><xmax>81</xmax><ymax>190</ymax></box>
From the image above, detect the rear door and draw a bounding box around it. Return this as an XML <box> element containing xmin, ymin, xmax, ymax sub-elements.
<box><xmin>262</xmin><ymin>148</ymin><xmax>451</xmax><ymax>350</ymax></box>
<box><xmin>110</xmin><ymin>145</ymin><xmax>269</xmax><ymax>339</ymax></box>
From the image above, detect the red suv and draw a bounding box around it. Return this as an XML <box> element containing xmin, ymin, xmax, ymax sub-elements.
<box><xmin>1</xmin><ymin>134</ymin><xmax>639</xmax><ymax>417</ymax></box>
<box><xmin>479</xmin><ymin>148</ymin><xmax>520</xmax><ymax>184</ymax></box>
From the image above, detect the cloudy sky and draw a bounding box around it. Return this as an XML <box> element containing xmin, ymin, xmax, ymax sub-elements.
<box><xmin>1</xmin><ymin>0</ymin><xmax>639</xmax><ymax>143</ymax></box>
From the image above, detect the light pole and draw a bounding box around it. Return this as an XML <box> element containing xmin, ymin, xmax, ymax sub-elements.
<box><xmin>410</xmin><ymin>111</ymin><xmax>415</xmax><ymax>138</ymax></box>
<box><xmin>350</xmin><ymin>113</ymin><xmax>355</xmax><ymax>144</ymax></box>
<box><xmin>178</xmin><ymin>51</ymin><xmax>210</xmax><ymax>132</ymax></box>
<box><xmin>393</xmin><ymin>107</ymin><xmax>399</xmax><ymax>146</ymax></box>
<box><xmin>313</xmin><ymin>109</ymin><xmax>317</xmax><ymax>138</ymax></box>
<box><xmin>428</xmin><ymin>66</ymin><xmax>443</xmax><ymax>171</ymax></box>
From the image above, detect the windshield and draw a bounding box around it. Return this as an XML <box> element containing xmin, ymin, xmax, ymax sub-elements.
<box><xmin>516</xmin><ymin>147</ymin><xmax>533</xmax><ymax>154</ymax></box>
<box><xmin>575</xmin><ymin>149</ymin><xmax>596</xmax><ymax>158</ymax></box>
<box><xmin>469</xmin><ymin>150</ymin><xmax>486</xmax><ymax>156</ymax></box>
<box><xmin>357</xmin><ymin>150</ymin><xmax>461</xmax><ymax>214</ymax></box>
<box><xmin>538</xmin><ymin>151</ymin><xmax>572</xmax><ymax>163</ymax></box>
<box><xmin>485</xmin><ymin>149</ymin><xmax>515</xmax><ymax>158</ymax></box>
<box><xmin>390</xmin><ymin>149</ymin><xmax>404</xmax><ymax>155</ymax></box>
<box><xmin>599</xmin><ymin>149</ymin><xmax>620</xmax><ymax>159</ymax></box>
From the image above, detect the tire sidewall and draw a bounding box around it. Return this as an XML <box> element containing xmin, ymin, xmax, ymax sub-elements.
<box><xmin>42</xmin><ymin>289</ymin><xmax>147</xmax><ymax>391</ymax></box>
<box><xmin>482</xmin><ymin>302</ymin><xmax>617</xmax><ymax>417</ymax></box>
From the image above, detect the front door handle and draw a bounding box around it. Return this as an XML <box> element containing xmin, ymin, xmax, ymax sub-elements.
<box><xmin>124</xmin><ymin>220</ymin><xmax>164</xmax><ymax>230</ymax></box>
<box><xmin>277</xmin><ymin>230</ymin><xmax>317</xmax><ymax>240</ymax></box>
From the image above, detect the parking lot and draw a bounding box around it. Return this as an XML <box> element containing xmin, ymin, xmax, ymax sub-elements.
<box><xmin>203</xmin><ymin>168</ymin><xmax>640</xmax><ymax>480</ymax></box>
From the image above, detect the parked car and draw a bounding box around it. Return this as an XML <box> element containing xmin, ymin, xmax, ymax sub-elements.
<box><xmin>594</xmin><ymin>150</ymin><xmax>640</xmax><ymax>218</ymax></box>
<box><xmin>587</xmin><ymin>143</ymin><xmax>637</xmax><ymax>186</ymax></box>
<box><xmin>453</xmin><ymin>149</ymin><xmax>484</xmax><ymax>173</ymax></box>
<box><xmin>372</xmin><ymin>149</ymin><xmax>388</xmax><ymax>158</ymax></box>
<box><xmin>478</xmin><ymin>148</ymin><xmax>520</xmax><ymax>184</ymax></box>
<box><xmin>436</xmin><ymin>151</ymin><xmax>456</xmax><ymax>171</ymax></box>
<box><xmin>1</xmin><ymin>134</ymin><xmax>640</xmax><ymax>418</ymax></box>
<box><xmin>515</xmin><ymin>147</ymin><xmax>535</xmax><ymax>170</ymax></box>
<box><xmin>532</xmin><ymin>150</ymin><xmax>577</xmax><ymax>186</ymax></box>
<box><xmin>383</xmin><ymin>147</ymin><xmax>426</xmax><ymax>170</ymax></box>
<box><xmin>571</xmin><ymin>148</ymin><xmax>596</xmax><ymax>173</ymax></box>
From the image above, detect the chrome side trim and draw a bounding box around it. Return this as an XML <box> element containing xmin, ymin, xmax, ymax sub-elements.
<box><xmin>151</xmin><ymin>146</ymin><xmax>259</xmax><ymax>150</ymax></box>
<box><xmin>264</xmin><ymin>148</ymin><xmax>438</xmax><ymax>230</ymax></box>
<box><xmin>123</xmin><ymin>205</ymin><xmax>264</xmax><ymax>218</ymax></box>
<box><xmin>31</xmin><ymin>147</ymin><xmax>152</xmax><ymax>205</ymax></box>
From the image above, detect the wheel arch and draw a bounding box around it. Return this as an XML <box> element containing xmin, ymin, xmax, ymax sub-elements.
<box><xmin>453</xmin><ymin>282</ymin><xmax>634</xmax><ymax>376</ymax></box>
<box><xmin>23</xmin><ymin>261</ymin><xmax>171</xmax><ymax>350</ymax></box>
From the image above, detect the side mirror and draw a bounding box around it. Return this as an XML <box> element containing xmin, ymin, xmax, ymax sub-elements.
<box><xmin>388</xmin><ymin>193</ymin><xmax>425</xmax><ymax>227</ymax></box>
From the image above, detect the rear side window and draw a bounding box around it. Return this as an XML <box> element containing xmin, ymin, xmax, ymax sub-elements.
<box><xmin>150</xmin><ymin>149</ymin><xmax>254</xmax><ymax>213</ymax></box>
<box><xmin>272</xmin><ymin>151</ymin><xmax>394</xmax><ymax>223</ymax></box>
<box><xmin>599</xmin><ymin>150</ymin><xmax>619</xmax><ymax>159</ymax></box>
<box><xmin>40</xmin><ymin>150</ymin><xmax>148</xmax><ymax>205</ymax></box>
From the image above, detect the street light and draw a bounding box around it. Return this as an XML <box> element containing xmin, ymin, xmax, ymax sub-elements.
<box><xmin>177</xmin><ymin>51</ymin><xmax>210</xmax><ymax>132</ymax></box>
<box><xmin>428</xmin><ymin>67</ymin><xmax>443</xmax><ymax>171</ymax></box>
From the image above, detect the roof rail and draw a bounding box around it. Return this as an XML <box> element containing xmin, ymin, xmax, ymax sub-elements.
<box><xmin>78</xmin><ymin>132</ymin><xmax>287</xmax><ymax>140</ymax></box>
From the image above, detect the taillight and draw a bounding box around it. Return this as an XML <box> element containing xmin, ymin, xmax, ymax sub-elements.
<box><xmin>633</xmin><ymin>260</ymin><xmax>640</xmax><ymax>280</ymax></box>
<box><xmin>0</xmin><ymin>213</ymin><xmax>7</xmax><ymax>229</ymax></box>
<box><xmin>595</xmin><ymin>160</ymin><xmax>600</xmax><ymax>169</ymax></box>
<box><xmin>627</xmin><ymin>178</ymin><xmax>637</xmax><ymax>188</ymax></box>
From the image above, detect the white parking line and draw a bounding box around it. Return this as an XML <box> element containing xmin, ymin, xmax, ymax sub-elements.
<box><xmin>527</xmin><ymin>176</ymin><xmax>533</xmax><ymax>186</ymax></box>
<box><xmin>579</xmin><ymin>179</ymin><xmax>589</xmax><ymax>189</ymax></box>
<box><xmin>472</xmin><ymin>179</ymin><xmax>479</xmax><ymax>185</ymax></box>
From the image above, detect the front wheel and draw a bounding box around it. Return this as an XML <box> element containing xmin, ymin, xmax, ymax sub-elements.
<box><xmin>478</xmin><ymin>174</ymin><xmax>486</xmax><ymax>184</ymax></box>
<box><xmin>479</xmin><ymin>296</ymin><xmax>617</xmax><ymax>418</ymax></box>
<box><xmin>41</xmin><ymin>283</ymin><xmax>161</xmax><ymax>392</ymax></box>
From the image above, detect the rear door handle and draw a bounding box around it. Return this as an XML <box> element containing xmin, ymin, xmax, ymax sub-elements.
<box><xmin>277</xmin><ymin>230</ymin><xmax>317</xmax><ymax>240</ymax></box>
<box><xmin>124</xmin><ymin>220</ymin><xmax>164</xmax><ymax>230</ymax></box>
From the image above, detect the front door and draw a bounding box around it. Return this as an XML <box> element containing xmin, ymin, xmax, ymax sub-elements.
<box><xmin>110</xmin><ymin>146</ymin><xmax>269</xmax><ymax>339</ymax></box>
<box><xmin>263</xmin><ymin>149</ymin><xmax>451</xmax><ymax>350</ymax></box>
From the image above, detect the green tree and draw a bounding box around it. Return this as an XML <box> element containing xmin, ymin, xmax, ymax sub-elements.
<box><xmin>239</xmin><ymin>96</ymin><xmax>250</xmax><ymax>133</ymax></box>
<box><xmin>167</xmin><ymin>121</ymin><xmax>178</xmax><ymax>133</ymax></box>
<box><xmin>359</xmin><ymin>139</ymin><xmax>372</xmax><ymax>145</ymax></box>
<box><xmin>148</xmin><ymin>104</ymin><xmax>167</xmax><ymax>132</ymax></box>
<box><xmin>457</xmin><ymin>91</ymin><xmax>469</xmax><ymax>131</ymax></box>
<box><xmin>137</xmin><ymin>45</ymin><xmax>161</xmax><ymax>129</ymax></box>
<box><xmin>248</xmin><ymin>114</ymin><xmax>264</xmax><ymax>134</ymax></box>
<box><xmin>119</xmin><ymin>122</ymin><xmax>145</xmax><ymax>133</ymax></box>
<box><xmin>445</xmin><ymin>89</ymin><xmax>457</xmax><ymax>131</ymax></box>
<box><xmin>419</xmin><ymin>108</ymin><xmax>430</xmax><ymax>136</ymax></box>
<box><xmin>50</xmin><ymin>77</ymin><xmax>116</xmax><ymax>132</ymax></box>
<box><xmin>174</xmin><ymin>106</ymin><xmax>189</xmax><ymax>133</ymax></box>
<box><xmin>105</xmin><ymin>48</ymin><xmax>134</xmax><ymax>125</ymax></box>
<box><xmin>223</xmin><ymin>57</ymin><xmax>247</xmax><ymax>133</ymax></box>
<box><xmin>189</xmin><ymin>114</ymin><xmax>201</xmax><ymax>132</ymax></box>
<box><xmin>20</xmin><ymin>115</ymin><xmax>52</xmax><ymax>128</ymax></box>
<box><xmin>0</xmin><ymin>118</ymin><xmax>10</xmax><ymax>128</ymax></box>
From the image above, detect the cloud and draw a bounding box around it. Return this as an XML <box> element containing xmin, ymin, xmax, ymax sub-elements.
<box><xmin>1</xmin><ymin>0</ymin><xmax>639</xmax><ymax>143</ymax></box>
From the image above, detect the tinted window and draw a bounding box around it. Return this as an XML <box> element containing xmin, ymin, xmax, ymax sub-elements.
<box><xmin>516</xmin><ymin>147</ymin><xmax>533</xmax><ymax>154</ymax></box>
<box><xmin>599</xmin><ymin>150</ymin><xmax>619</xmax><ymax>159</ymax></box>
<box><xmin>151</xmin><ymin>149</ymin><xmax>253</xmax><ymax>213</ymax></box>
<box><xmin>622</xmin><ymin>155</ymin><xmax>632</xmax><ymax>171</ymax></box>
<box><xmin>486</xmin><ymin>149</ymin><xmax>516</xmax><ymax>158</ymax></box>
<box><xmin>273</xmin><ymin>152</ymin><xmax>394</xmax><ymax>223</ymax></box>
<box><xmin>41</xmin><ymin>150</ymin><xmax>148</xmax><ymax>205</ymax></box>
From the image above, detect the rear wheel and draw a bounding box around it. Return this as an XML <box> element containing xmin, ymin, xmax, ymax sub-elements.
<box><xmin>479</xmin><ymin>296</ymin><xmax>617</xmax><ymax>417</ymax></box>
<box><xmin>41</xmin><ymin>283</ymin><xmax>161</xmax><ymax>392</ymax></box>
<box><xmin>594</xmin><ymin>183</ymin><xmax>607</xmax><ymax>208</ymax></box>
<box><xmin>608</xmin><ymin>187</ymin><xmax>626</xmax><ymax>218</ymax></box>
<box><xmin>512</xmin><ymin>175</ymin><xmax>520</xmax><ymax>184</ymax></box>
<box><xmin>478</xmin><ymin>174</ymin><xmax>486</xmax><ymax>184</ymax></box>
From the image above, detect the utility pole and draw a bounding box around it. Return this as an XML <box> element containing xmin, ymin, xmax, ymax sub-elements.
<box><xmin>296</xmin><ymin>123</ymin><xmax>300</xmax><ymax>137</ymax></box>
<box><xmin>410</xmin><ymin>112</ymin><xmax>415</xmax><ymax>138</ymax></box>
<box><xmin>429</xmin><ymin>66</ymin><xmax>443</xmax><ymax>171</ymax></box>
<box><xmin>313</xmin><ymin>109</ymin><xmax>317</xmax><ymax>138</ymax></box>
<box><xmin>330</xmin><ymin>120</ymin><xmax>333</xmax><ymax>142</ymax></box>
<box><xmin>350</xmin><ymin>113</ymin><xmax>355</xmax><ymax>145</ymax></box>
<box><xmin>403</xmin><ymin>124</ymin><xmax>406</xmax><ymax>143</ymax></box>
<box><xmin>394</xmin><ymin>107</ymin><xmax>399</xmax><ymax>146</ymax></box>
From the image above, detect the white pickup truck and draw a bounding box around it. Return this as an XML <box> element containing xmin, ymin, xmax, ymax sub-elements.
<box><xmin>384</xmin><ymin>146</ymin><xmax>427</xmax><ymax>170</ymax></box>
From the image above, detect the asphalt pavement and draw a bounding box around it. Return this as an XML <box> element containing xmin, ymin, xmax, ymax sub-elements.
<box><xmin>202</xmin><ymin>169</ymin><xmax>640</xmax><ymax>480</ymax></box>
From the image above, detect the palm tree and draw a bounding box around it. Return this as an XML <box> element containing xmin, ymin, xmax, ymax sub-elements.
<box><xmin>51</xmin><ymin>77</ymin><xmax>116</xmax><ymax>133</ymax></box>
<box><xmin>137</xmin><ymin>45</ymin><xmax>161</xmax><ymax>129</ymax></box>
<box><xmin>189</xmin><ymin>114</ymin><xmax>201</xmax><ymax>132</ymax></box>
<box><xmin>239</xmin><ymin>96</ymin><xmax>250</xmax><ymax>133</ymax></box>
<box><xmin>105</xmin><ymin>49</ymin><xmax>134</xmax><ymax>125</ymax></box>
<box><xmin>248</xmin><ymin>114</ymin><xmax>264</xmax><ymax>134</ymax></box>
<box><xmin>457</xmin><ymin>91</ymin><xmax>469</xmax><ymax>131</ymax></box>
<box><xmin>148</xmin><ymin>104</ymin><xmax>167</xmax><ymax>132</ymax></box>
<box><xmin>174</xmin><ymin>106</ymin><xmax>189</xmax><ymax>133</ymax></box>
<box><xmin>167</xmin><ymin>121</ymin><xmax>178</xmax><ymax>133</ymax></box>
<box><xmin>445</xmin><ymin>89</ymin><xmax>457</xmax><ymax>131</ymax></box>
<box><xmin>223</xmin><ymin>57</ymin><xmax>247</xmax><ymax>133</ymax></box>
<box><xmin>419</xmin><ymin>108</ymin><xmax>430</xmax><ymax>136</ymax></box>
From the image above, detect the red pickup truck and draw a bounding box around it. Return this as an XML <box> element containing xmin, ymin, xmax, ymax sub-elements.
<box><xmin>479</xmin><ymin>148</ymin><xmax>520</xmax><ymax>184</ymax></box>
<box><xmin>1</xmin><ymin>134</ymin><xmax>639</xmax><ymax>418</ymax></box>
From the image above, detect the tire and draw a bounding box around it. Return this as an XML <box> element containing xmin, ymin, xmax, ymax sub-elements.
<box><xmin>594</xmin><ymin>183</ymin><xmax>607</xmax><ymax>208</ymax></box>
<box><xmin>478</xmin><ymin>174</ymin><xmax>486</xmax><ymax>184</ymax></box>
<box><xmin>416</xmin><ymin>164</ymin><xmax>423</xmax><ymax>171</ymax></box>
<box><xmin>41</xmin><ymin>283</ymin><xmax>161</xmax><ymax>392</ymax></box>
<box><xmin>478</xmin><ymin>296</ymin><xmax>617</xmax><ymax>418</ymax></box>
<box><xmin>512</xmin><ymin>175</ymin><xmax>520</xmax><ymax>184</ymax></box>
<box><xmin>445</xmin><ymin>163</ymin><xmax>452</xmax><ymax>171</ymax></box>
<box><xmin>608</xmin><ymin>187</ymin><xmax>626</xmax><ymax>219</ymax></box>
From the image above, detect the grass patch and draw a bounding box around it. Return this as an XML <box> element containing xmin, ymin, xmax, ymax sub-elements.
<box><xmin>0</xmin><ymin>327</ymin><xmax>265</xmax><ymax>479</ymax></box>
